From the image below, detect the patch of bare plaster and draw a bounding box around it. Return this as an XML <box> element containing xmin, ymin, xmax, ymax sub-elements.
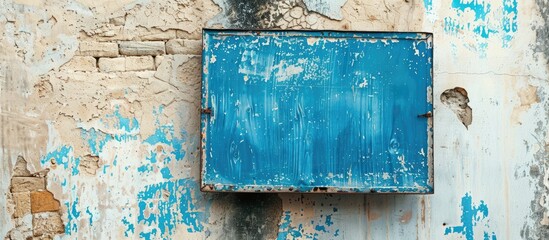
<box><xmin>12</xmin><ymin>156</ymin><xmax>32</xmax><ymax>177</ymax></box>
<box><xmin>512</xmin><ymin>84</ymin><xmax>539</xmax><ymax>125</ymax></box>
<box><xmin>80</xmin><ymin>0</ymin><xmax>221</xmax><ymax>41</ymax></box>
<box><xmin>319</xmin><ymin>0</ymin><xmax>426</xmax><ymax>32</ymax></box>
<box><xmin>0</xmin><ymin>48</ymin><xmax>50</xmax><ymax>176</ymax></box>
<box><xmin>5</xmin><ymin>156</ymin><xmax>64</xmax><ymax>239</ymax></box>
<box><xmin>79</xmin><ymin>154</ymin><xmax>100</xmax><ymax>175</ymax></box>
<box><xmin>440</xmin><ymin>87</ymin><xmax>472</xmax><ymax>129</ymax></box>
<box><xmin>302</xmin><ymin>0</ymin><xmax>346</xmax><ymax>20</ymax></box>
<box><xmin>519</xmin><ymin>84</ymin><xmax>540</xmax><ymax>107</ymax></box>
<box><xmin>0</xmin><ymin>4</ymin><xmax>78</xmax><ymax>76</ymax></box>
<box><xmin>154</xmin><ymin>55</ymin><xmax>202</xmax><ymax>104</ymax></box>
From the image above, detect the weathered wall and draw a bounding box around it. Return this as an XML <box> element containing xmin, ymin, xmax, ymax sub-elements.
<box><xmin>0</xmin><ymin>0</ymin><xmax>547</xmax><ymax>239</ymax></box>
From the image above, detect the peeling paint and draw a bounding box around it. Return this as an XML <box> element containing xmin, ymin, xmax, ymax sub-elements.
<box><xmin>443</xmin><ymin>0</ymin><xmax>518</xmax><ymax>53</ymax></box>
<box><xmin>137</xmin><ymin>179</ymin><xmax>204</xmax><ymax>238</ymax></box>
<box><xmin>444</xmin><ymin>193</ymin><xmax>497</xmax><ymax>240</ymax></box>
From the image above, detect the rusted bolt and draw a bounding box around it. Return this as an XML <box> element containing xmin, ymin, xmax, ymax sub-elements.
<box><xmin>201</xmin><ymin>108</ymin><xmax>212</xmax><ymax>115</ymax></box>
<box><xmin>417</xmin><ymin>112</ymin><xmax>432</xmax><ymax>118</ymax></box>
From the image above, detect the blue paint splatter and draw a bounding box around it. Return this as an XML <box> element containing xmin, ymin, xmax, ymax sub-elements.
<box><xmin>105</xmin><ymin>105</ymin><xmax>140</xmax><ymax>133</ymax></box>
<box><xmin>85</xmin><ymin>207</ymin><xmax>94</xmax><ymax>226</ymax></box>
<box><xmin>444</xmin><ymin>193</ymin><xmax>497</xmax><ymax>240</ymax></box>
<box><xmin>160</xmin><ymin>167</ymin><xmax>173</xmax><ymax>179</ymax></box>
<box><xmin>139</xmin><ymin>229</ymin><xmax>158</xmax><ymax>239</ymax></box>
<box><xmin>444</xmin><ymin>0</ymin><xmax>495</xmax><ymax>38</ymax></box>
<box><xmin>444</xmin><ymin>0</ymin><xmax>518</xmax><ymax>49</ymax></box>
<box><xmin>40</xmin><ymin>145</ymin><xmax>72</xmax><ymax>168</ymax></box>
<box><xmin>122</xmin><ymin>216</ymin><xmax>135</xmax><ymax>237</ymax></box>
<box><xmin>81</xmin><ymin>106</ymin><xmax>139</xmax><ymax>157</ymax></box>
<box><xmin>501</xmin><ymin>0</ymin><xmax>517</xmax><ymax>47</ymax></box>
<box><xmin>137</xmin><ymin>106</ymin><xmax>188</xmax><ymax>181</ymax></box>
<box><xmin>423</xmin><ymin>0</ymin><xmax>432</xmax><ymax>13</ymax></box>
<box><xmin>55</xmin><ymin>105</ymin><xmax>200</xmax><ymax>237</ymax></box>
<box><xmin>278</xmin><ymin>211</ymin><xmax>303</xmax><ymax>239</ymax></box>
<box><xmin>325</xmin><ymin>215</ymin><xmax>333</xmax><ymax>226</ymax></box>
<box><xmin>143</xmin><ymin>124</ymin><xmax>186</xmax><ymax>163</ymax></box>
<box><xmin>137</xmin><ymin>164</ymin><xmax>152</xmax><ymax>173</ymax></box>
<box><xmin>136</xmin><ymin>179</ymin><xmax>204</xmax><ymax>239</ymax></box>
<box><xmin>452</xmin><ymin>0</ymin><xmax>491</xmax><ymax>21</ymax></box>
<box><xmin>65</xmin><ymin>197</ymin><xmax>82</xmax><ymax>235</ymax></box>
<box><xmin>40</xmin><ymin>146</ymin><xmax>81</xmax><ymax>176</ymax></box>
<box><xmin>314</xmin><ymin>224</ymin><xmax>327</xmax><ymax>233</ymax></box>
<box><xmin>72</xmin><ymin>157</ymin><xmax>80</xmax><ymax>176</ymax></box>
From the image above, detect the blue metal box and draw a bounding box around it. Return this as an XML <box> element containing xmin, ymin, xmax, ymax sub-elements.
<box><xmin>200</xmin><ymin>29</ymin><xmax>433</xmax><ymax>193</ymax></box>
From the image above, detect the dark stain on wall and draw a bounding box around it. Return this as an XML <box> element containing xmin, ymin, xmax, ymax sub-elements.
<box><xmin>522</xmin><ymin>1</ymin><xmax>549</xmax><ymax>239</ymax></box>
<box><xmin>522</xmin><ymin>94</ymin><xmax>549</xmax><ymax>239</ymax></box>
<box><xmin>213</xmin><ymin>193</ymin><xmax>283</xmax><ymax>240</ymax></box>
<box><xmin>223</xmin><ymin>0</ymin><xmax>290</xmax><ymax>28</ymax></box>
<box><xmin>535</xmin><ymin>0</ymin><xmax>549</xmax><ymax>67</ymax></box>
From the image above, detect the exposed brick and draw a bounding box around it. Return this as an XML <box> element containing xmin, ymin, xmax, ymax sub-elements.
<box><xmin>88</xmin><ymin>27</ymin><xmax>178</xmax><ymax>42</ymax></box>
<box><xmin>165</xmin><ymin>39</ymin><xmax>202</xmax><ymax>55</ymax></box>
<box><xmin>30</xmin><ymin>191</ymin><xmax>60</xmax><ymax>213</ymax></box>
<box><xmin>78</xmin><ymin>41</ymin><xmax>118</xmax><ymax>57</ymax></box>
<box><xmin>140</xmin><ymin>29</ymin><xmax>177</xmax><ymax>41</ymax></box>
<box><xmin>79</xmin><ymin>154</ymin><xmax>100</xmax><ymax>175</ymax></box>
<box><xmin>98</xmin><ymin>57</ymin><xmax>154</xmax><ymax>72</ymax></box>
<box><xmin>119</xmin><ymin>41</ymin><xmax>165</xmax><ymax>56</ymax></box>
<box><xmin>98</xmin><ymin>57</ymin><xmax>125</xmax><ymax>72</ymax></box>
<box><xmin>33</xmin><ymin>212</ymin><xmax>64</xmax><ymax>237</ymax></box>
<box><xmin>12</xmin><ymin>192</ymin><xmax>31</xmax><ymax>218</ymax></box>
<box><xmin>11</xmin><ymin>177</ymin><xmax>45</xmax><ymax>193</ymax></box>
<box><xmin>126</xmin><ymin>56</ymin><xmax>155</xmax><ymax>71</ymax></box>
<box><xmin>60</xmin><ymin>56</ymin><xmax>97</xmax><ymax>72</ymax></box>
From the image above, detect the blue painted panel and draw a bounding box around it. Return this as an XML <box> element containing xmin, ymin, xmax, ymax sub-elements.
<box><xmin>201</xmin><ymin>30</ymin><xmax>433</xmax><ymax>193</ymax></box>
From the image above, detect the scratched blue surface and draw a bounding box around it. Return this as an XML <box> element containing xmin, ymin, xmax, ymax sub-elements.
<box><xmin>201</xmin><ymin>30</ymin><xmax>433</xmax><ymax>193</ymax></box>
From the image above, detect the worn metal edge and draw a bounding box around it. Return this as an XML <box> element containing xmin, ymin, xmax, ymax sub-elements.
<box><xmin>427</xmin><ymin>33</ymin><xmax>435</xmax><ymax>194</ymax></box>
<box><xmin>200</xmin><ymin>184</ymin><xmax>434</xmax><ymax>194</ymax></box>
<box><xmin>199</xmin><ymin>29</ymin><xmax>209</xmax><ymax>192</ymax></box>
<box><xmin>202</xmin><ymin>28</ymin><xmax>434</xmax><ymax>39</ymax></box>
